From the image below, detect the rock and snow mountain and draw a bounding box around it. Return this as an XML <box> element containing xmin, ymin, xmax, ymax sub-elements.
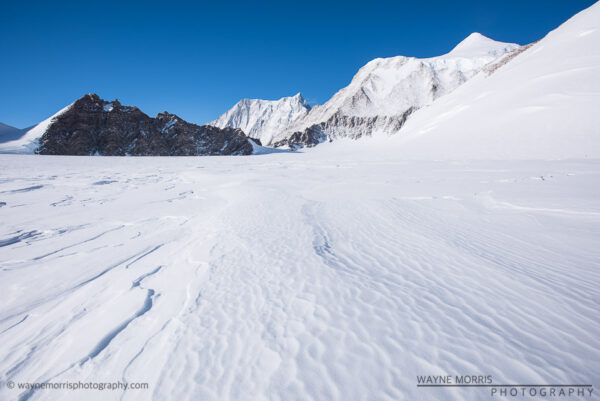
<box><xmin>0</xmin><ymin>95</ymin><xmax>255</xmax><ymax>156</ymax></box>
<box><xmin>269</xmin><ymin>33</ymin><xmax>519</xmax><ymax>148</ymax></box>
<box><xmin>210</xmin><ymin>93</ymin><xmax>311</xmax><ymax>146</ymax></box>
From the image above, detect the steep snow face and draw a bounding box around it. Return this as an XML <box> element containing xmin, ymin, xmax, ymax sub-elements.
<box><xmin>272</xmin><ymin>34</ymin><xmax>519</xmax><ymax>147</ymax></box>
<box><xmin>210</xmin><ymin>93</ymin><xmax>311</xmax><ymax>145</ymax></box>
<box><xmin>386</xmin><ymin>1</ymin><xmax>600</xmax><ymax>160</ymax></box>
<box><xmin>0</xmin><ymin>103</ymin><xmax>74</xmax><ymax>154</ymax></box>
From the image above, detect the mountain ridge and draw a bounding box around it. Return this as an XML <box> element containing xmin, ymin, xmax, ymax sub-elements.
<box><xmin>213</xmin><ymin>32</ymin><xmax>520</xmax><ymax>149</ymax></box>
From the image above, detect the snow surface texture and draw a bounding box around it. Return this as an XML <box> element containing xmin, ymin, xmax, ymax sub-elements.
<box><xmin>387</xmin><ymin>1</ymin><xmax>600</xmax><ymax>160</ymax></box>
<box><xmin>0</xmin><ymin>104</ymin><xmax>73</xmax><ymax>154</ymax></box>
<box><xmin>0</xmin><ymin>154</ymin><xmax>598</xmax><ymax>401</ymax></box>
<box><xmin>268</xmin><ymin>34</ymin><xmax>519</xmax><ymax>145</ymax></box>
<box><xmin>210</xmin><ymin>93</ymin><xmax>311</xmax><ymax>146</ymax></box>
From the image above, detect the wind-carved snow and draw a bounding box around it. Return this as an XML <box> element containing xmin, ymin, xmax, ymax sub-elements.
<box><xmin>0</xmin><ymin>155</ymin><xmax>598</xmax><ymax>401</ymax></box>
<box><xmin>210</xmin><ymin>93</ymin><xmax>311</xmax><ymax>145</ymax></box>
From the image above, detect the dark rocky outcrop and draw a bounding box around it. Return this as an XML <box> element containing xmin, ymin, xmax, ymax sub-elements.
<box><xmin>36</xmin><ymin>94</ymin><xmax>254</xmax><ymax>156</ymax></box>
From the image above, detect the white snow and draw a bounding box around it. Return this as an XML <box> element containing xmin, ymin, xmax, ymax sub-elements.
<box><xmin>447</xmin><ymin>32</ymin><xmax>520</xmax><ymax>58</ymax></box>
<box><xmin>0</xmin><ymin>103</ymin><xmax>73</xmax><ymax>154</ymax></box>
<box><xmin>104</xmin><ymin>103</ymin><xmax>114</xmax><ymax>112</ymax></box>
<box><xmin>210</xmin><ymin>93</ymin><xmax>311</xmax><ymax>145</ymax></box>
<box><xmin>0</xmin><ymin>154</ymin><xmax>598</xmax><ymax>401</ymax></box>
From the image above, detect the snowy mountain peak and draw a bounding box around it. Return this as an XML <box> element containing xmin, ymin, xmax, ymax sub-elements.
<box><xmin>448</xmin><ymin>32</ymin><xmax>519</xmax><ymax>57</ymax></box>
<box><xmin>291</xmin><ymin>92</ymin><xmax>309</xmax><ymax>105</ymax></box>
<box><xmin>211</xmin><ymin>93</ymin><xmax>311</xmax><ymax>145</ymax></box>
<box><xmin>269</xmin><ymin>34</ymin><xmax>521</xmax><ymax>148</ymax></box>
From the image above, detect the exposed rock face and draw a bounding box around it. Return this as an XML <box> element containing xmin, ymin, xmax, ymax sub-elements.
<box><xmin>482</xmin><ymin>42</ymin><xmax>536</xmax><ymax>76</ymax></box>
<box><xmin>273</xmin><ymin>108</ymin><xmax>415</xmax><ymax>150</ymax></box>
<box><xmin>36</xmin><ymin>94</ymin><xmax>254</xmax><ymax>156</ymax></box>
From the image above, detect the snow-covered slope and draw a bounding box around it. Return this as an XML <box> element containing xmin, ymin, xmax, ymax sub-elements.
<box><xmin>210</xmin><ymin>93</ymin><xmax>311</xmax><ymax>145</ymax></box>
<box><xmin>0</xmin><ymin>104</ymin><xmax>73</xmax><ymax>154</ymax></box>
<box><xmin>385</xmin><ymin>1</ymin><xmax>600</xmax><ymax>160</ymax></box>
<box><xmin>271</xmin><ymin>33</ymin><xmax>519</xmax><ymax>147</ymax></box>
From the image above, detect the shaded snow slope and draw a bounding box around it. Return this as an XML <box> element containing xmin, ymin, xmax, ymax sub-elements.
<box><xmin>0</xmin><ymin>154</ymin><xmax>598</xmax><ymax>401</ymax></box>
<box><xmin>388</xmin><ymin>2</ymin><xmax>600</xmax><ymax>160</ymax></box>
<box><xmin>0</xmin><ymin>123</ymin><xmax>27</xmax><ymax>144</ymax></box>
<box><xmin>0</xmin><ymin>104</ymin><xmax>73</xmax><ymax>154</ymax></box>
<box><xmin>210</xmin><ymin>93</ymin><xmax>311</xmax><ymax>145</ymax></box>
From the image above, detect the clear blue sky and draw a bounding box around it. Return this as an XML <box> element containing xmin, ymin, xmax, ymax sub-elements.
<box><xmin>0</xmin><ymin>0</ymin><xmax>596</xmax><ymax>128</ymax></box>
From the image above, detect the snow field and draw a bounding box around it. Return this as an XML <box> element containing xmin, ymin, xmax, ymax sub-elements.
<box><xmin>0</xmin><ymin>154</ymin><xmax>598</xmax><ymax>401</ymax></box>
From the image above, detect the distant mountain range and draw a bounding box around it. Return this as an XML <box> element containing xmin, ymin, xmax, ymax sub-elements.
<box><xmin>215</xmin><ymin>33</ymin><xmax>519</xmax><ymax>149</ymax></box>
<box><xmin>1</xmin><ymin>1</ymin><xmax>598</xmax><ymax>158</ymax></box>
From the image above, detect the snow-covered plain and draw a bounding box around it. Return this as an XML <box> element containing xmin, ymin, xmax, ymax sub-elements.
<box><xmin>0</xmin><ymin>152</ymin><xmax>598</xmax><ymax>401</ymax></box>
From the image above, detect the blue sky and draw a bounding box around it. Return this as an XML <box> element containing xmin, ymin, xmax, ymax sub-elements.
<box><xmin>0</xmin><ymin>0</ymin><xmax>596</xmax><ymax>128</ymax></box>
